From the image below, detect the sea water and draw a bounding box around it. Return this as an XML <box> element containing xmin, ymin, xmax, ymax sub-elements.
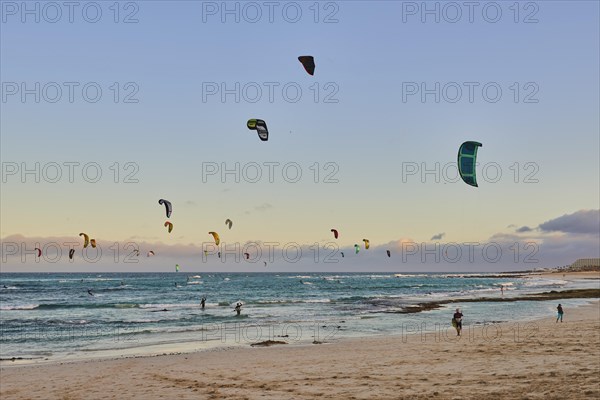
<box><xmin>1</xmin><ymin>272</ymin><xmax>597</xmax><ymax>361</ymax></box>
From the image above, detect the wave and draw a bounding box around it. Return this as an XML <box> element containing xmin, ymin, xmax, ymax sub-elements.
<box><xmin>523</xmin><ymin>279</ymin><xmax>568</xmax><ymax>288</ymax></box>
<box><xmin>254</xmin><ymin>298</ymin><xmax>331</xmax><ymax>305</ymax></box>
<box><xmin>0</xmin><ymin>304</ymin><xmax>39</xmax><ymax>310</ymax></box>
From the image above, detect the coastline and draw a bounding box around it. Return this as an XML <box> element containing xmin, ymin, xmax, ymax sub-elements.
<box><xmin>1</xmin><ymin>271</ymin><xmax>598</xmax><ymax>364</ymax></box>
<box><xmin>1</xmin><ymin>271</ymin><xmax>599</xmax><ymax>399</ymax></box>
<box><xmin>1</xmin><ymin>301</ymin><xmax>598</xmax><ymax>399</ymax></box>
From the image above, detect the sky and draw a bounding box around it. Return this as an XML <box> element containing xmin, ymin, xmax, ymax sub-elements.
<box><xmin>1</xmin><ymin>0</ymin><xmax>599</xmax><ymax>272</ymax></box>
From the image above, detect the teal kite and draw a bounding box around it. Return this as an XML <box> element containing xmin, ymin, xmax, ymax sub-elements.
<box><xmin>458</xmin><ymin>141</ymin><xmax>482</xmax><ymax>187</ymax></box>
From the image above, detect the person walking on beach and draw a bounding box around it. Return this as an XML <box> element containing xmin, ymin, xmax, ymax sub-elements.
<box><xmin>452</xmin><ymin>308</ymin><xmax>463</xmax><ymax>336</ymax></box>
<box><xmin>200</xmin><ymin>297</ymin><xmax>206</xmax><ymax>309</ymax></box>
<box><xmin>556</xmin><ymin>304</ymin><xmax>564</xmax><ymax>323</ymax></box>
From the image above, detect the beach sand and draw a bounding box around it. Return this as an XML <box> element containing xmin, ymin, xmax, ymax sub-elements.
<box><xmin>1</xmin><ymin>299</ymin><xmax>599</xmax><ymax>399</ymax></box>
<box><xmin>538</xmin><ymin>270</ymin><xmax>600</xmax><ymax>281</ymax></box>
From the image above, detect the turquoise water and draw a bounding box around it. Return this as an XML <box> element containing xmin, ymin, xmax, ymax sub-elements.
<box><xmin>1</xmin><ymin>272</ymin><xmax>597</xmax><ymax>361</ymax></box>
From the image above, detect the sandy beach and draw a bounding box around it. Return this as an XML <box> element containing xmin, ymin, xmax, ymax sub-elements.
<box><xmin>2</xmin><ymin>294</ymin><xmax>598</xmax><ymax>399</ymax></box>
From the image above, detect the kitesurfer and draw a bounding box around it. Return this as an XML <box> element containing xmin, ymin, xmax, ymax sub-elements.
<box><xmin>234</xmin><ymin>301</ymin><xmax>243</xmax><ymax>316</ymax></box>
<box><xmin>201</xmin><ymin>297</ymin><xmax>206</xmax><ymax>309</ymax></box>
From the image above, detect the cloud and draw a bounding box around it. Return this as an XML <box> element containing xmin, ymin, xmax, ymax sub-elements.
<box><xmin>430</xmin><ymin>232</ymin><xmax>445</xmax><ymax>240</ymax></box>
<box><xmin>3</xmin><ymin>209</ymin><xmax>598</xmax><ymax>272</ymax></box>
<box><xmin>244</xmin><ymin>203</ymin><xmax>273</xmax><ymax>215</ymax></box>
<box><xmin>254</xmin><ymin>203</ymin><xmax>273</xmax><ymax>212</ymax></box>
<box><xmin>516</xmin><ymin>226</ymin><xmax>533</xmax><ymax>233</ymax></box>
<box><xmin>538</xmin><ymin>210</ymin><xmax>600</xmax><ymax>234</ymax></box>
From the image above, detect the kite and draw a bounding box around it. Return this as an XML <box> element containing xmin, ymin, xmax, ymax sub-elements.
<box><xmin>247</xmin><ymin>119</ymin><xmax>268</xmax><ymax>141</ymax></box>
<box><xmin>225</xmin><ymin>219</ymin><xmax>233</xmax><ymax>229</ymax></box>
<box><xmin>164</xmin><ymin>221</ymin><xmax>173</xmax><ymax>233</ymax></box>
<box><xmin>331</xmin><ymin>229</ymin><xmax>339</xmax><ymax>239</ymax></box>
<box><xmin>458</xmin><ymin>141</ymin><xmax>482</xmax><ymax>187</ymax></box>
<box><xmin>298</xmin><ymin>56</ymin><xmax>315</xmax><ymax>76</ymax></box>
<box><xmin>159</xmin><ymin>199</ymin><xmax>172</xmax><ymax>218</ymax></box>
<box><xmin>209</xmin><ymin>232</ymin><xmax>220</xmax><ymax>246</ymax></box>
<box><xmin>79</xmin><ymin>233</ymin><xmax>90</xmax><ymax>248</ymax></box>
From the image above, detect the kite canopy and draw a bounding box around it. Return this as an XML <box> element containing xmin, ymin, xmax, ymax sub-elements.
<box><xmin>458</xmin><ymin>141</ymin><xmax>482</xmax><ymax>187</ymax></box>
<box><xmin>363</xmin><ymin>239</ymin><xmax>370</xmax><ymax>249</ymax></box>
<box><xmin>298</xmin><ymin>56</ymin><xmax>315</xmax><ymax>75</ymax></box>
<box><xmin>159</xmin><ymin>199</ymin><xmax>172</xmax><ymax>218</ymax></box>
<box><xmin>79</xmin><ymin>233</ymin><xmax>90</xmax><ymax>248</ymax></box>
<box><xmin>225</xmin><ymin>219</ymin><xmax>233</xmax><ymax>229</ymax></box>
<box><xmin>209</xmin><ymin>232</ymin><xmax>220</xmax><ymax>246</ymax></box>
<box><xmin>354</xmin><ymin>244</ymin><xmax>360</xmax><ymax>254</ymax></box>
<box><xmin>331</xmin><ymin>229</ymin><xmax>339</xmax><ymax>239</ymax></box>
<box><xmin>247</xmin><ymin>119</ymin><xmax>268</xmax><ymax>141</ymax></box>
<box><xmin>386</xmin><ymin>250</ymin><xmax>391</xmax><ymax>257</ymax></box>
<box><xmin>164</xmin><ymin>221</ymin><xmax>173</xmax><ymax>233</ymax></box>
<box><xmin>69</xmin><ymin>249</ymin><xmax>75</xmax><ymax>259</ymax></box>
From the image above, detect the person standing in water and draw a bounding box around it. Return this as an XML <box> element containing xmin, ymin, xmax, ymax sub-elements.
<box><xmin>200</xmin><ymin>297</ymin><xmax>206</xmax><ymax>309</ymax></box>
<box><xmin>234</xmin><ymin>301</ymin><xmax>243</xmax><ymax>316</ymax></box>
<box><xmin>556</xmin><ymin>304</ymin><xmax>564</xmax><ymax>323</ymax></box>
<box><xmin>452</xmin><ymin>308</ymin><xmax>463</xmax><ymax>336</ymax></box>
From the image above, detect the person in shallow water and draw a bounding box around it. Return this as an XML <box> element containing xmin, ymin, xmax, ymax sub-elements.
<box><xmin>201</xmin><ymin>297</ymin><xmax>206</xmax><ymax>309</ymax></box>
<box><xmin>234</xmin><ymin>301</ymin><xmax>243</xmax><ymax>315</ymax></box>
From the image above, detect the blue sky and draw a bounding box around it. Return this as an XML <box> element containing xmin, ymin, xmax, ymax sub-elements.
<box><xmin>1</xmin><ymin>1</ymin><xmax>599</xmax><ymax>272</ymax></box>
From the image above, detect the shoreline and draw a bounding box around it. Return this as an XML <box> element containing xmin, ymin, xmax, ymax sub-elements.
<box><xmin>1</xmin><ymin>287</ymin><xmax>598</xmax><ymax>368</ymax></box>
<box><xmin>1</xmin><ymin>301</ymin><xmax>598</xmax><ymax>399</ymax></box>
<box><xmin>1</xmin><ymin>271</ymin><xmax>598</xmax><ymax>366</ymax></box>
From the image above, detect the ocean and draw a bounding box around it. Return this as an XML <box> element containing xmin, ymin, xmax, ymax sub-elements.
<box><xmin>1</xmin><ymin>272</ymin><xmax>597</xmax><ymax>362</ymax></box>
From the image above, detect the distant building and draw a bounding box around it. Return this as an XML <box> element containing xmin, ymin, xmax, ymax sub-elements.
<box><xmin>568</xmin><ymin>258</ymin><xmax>600</xmax><ymax>271</ymax></box>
